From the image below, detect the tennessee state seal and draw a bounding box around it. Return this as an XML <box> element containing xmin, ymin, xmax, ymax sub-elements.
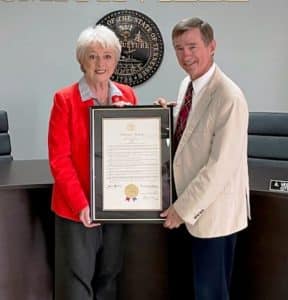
<box><xmin>97</xmin><ymin>10</ymin><xmax>164</xmax><ymax>87</ymax></box>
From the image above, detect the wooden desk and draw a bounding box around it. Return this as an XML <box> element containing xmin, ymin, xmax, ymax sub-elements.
<box><xmin>0</xmin><ymin>159</ymin><xmax>53</xmax><ymax>189</ymax></box>
<box><xmin>0</xmin><ymin>160</ymin><xmax>169</xmax><ymax>300</ymax></box>
<box><xmin>1</xmin><ymin>160</ymin><xmax>288</xmax><ymax>300</ymax></box>
<box><xmin>231</xmin><ymin>159</ymin><xmax>288</xmax><ymax>300</ymax></box>
<box><xmin>0</xmin><ymin>160</ymin><xmax>53</xmax><ymax>300</ymax></box>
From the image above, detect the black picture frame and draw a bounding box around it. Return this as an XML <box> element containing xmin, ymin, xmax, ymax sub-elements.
<box><xmin>90</xmin><ymin>105</ymin><xmax>173</xmax><ymax>223</ymax></box>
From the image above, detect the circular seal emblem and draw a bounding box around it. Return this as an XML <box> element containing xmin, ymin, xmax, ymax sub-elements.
<box><xmin>124</xmin><ymin>184</ymin><xmax>139</xmax><ymax>202</ymax></box>
<box><xmin>96</xmin><ymin>10</ymin><xmax>164</xmax><ymax>87</ymax></box>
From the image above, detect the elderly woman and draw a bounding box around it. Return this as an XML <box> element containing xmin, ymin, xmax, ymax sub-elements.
<box><xmin>48</xmin><ymin>25</ymin><xmax>138</xmax><ymax>300</ymax></box>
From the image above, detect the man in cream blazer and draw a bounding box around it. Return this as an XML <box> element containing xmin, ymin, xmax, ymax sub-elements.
<box><xmin>159</xmin><ymin>17</ymin><xmax>249</xmax><ymax>300</ymax></box>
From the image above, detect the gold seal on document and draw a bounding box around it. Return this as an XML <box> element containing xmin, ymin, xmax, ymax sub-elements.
<box><xmin>124</xmin><ymin>184</ymin><xmax>139</xmax><ymax>199</ymax></box>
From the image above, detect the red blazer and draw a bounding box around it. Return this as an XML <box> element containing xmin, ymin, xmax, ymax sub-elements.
<box><xmin>48</xmin><ymin>81</ymin><xmax>138</xmax><ymax>221</ymax></box>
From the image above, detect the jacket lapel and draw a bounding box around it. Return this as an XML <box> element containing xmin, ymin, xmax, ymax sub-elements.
<box><xmin>174</xmin><ymin>67</ymin><xmax>221</xmax><ymax>158</ymax></box>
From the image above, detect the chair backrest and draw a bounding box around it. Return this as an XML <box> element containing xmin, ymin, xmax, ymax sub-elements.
<box><xmin>248</xmin><ymin>112</ymin><xmax>288</xmax><ymax>193</ymax></box>
<box><xmin>248</xmin><ymin>112</ymin><xmax>288</xmax><ymax>160</ymax></box>
<box><xmin>0</xmin><ymin>110</ymin><xmax>12</xmax><ymax>161</ymax></box>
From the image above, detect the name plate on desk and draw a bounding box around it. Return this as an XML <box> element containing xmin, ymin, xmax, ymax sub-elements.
<box><xmin>269</xmin><ymin>179</ymin><xmax>288</xmax><ymax>193</ymax></box>
<box><xmin>90</xmin><ymin>106</ymin><xmax>173</xmax><ymax>223</ymax></box>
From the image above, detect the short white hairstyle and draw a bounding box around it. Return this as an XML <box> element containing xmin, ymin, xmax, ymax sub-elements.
<box><xmin>76</xmin><ymin>25</ymin><xmax>121</xmax><ymax>66</ymax></box>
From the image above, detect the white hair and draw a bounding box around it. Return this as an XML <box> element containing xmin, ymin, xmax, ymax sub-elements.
<box><xmin>76</xmin><ymin>25</ymin><xmax>121</xmax><ymax>66</ymax></box>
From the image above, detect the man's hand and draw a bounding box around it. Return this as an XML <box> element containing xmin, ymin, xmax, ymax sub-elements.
<box><xmin>160</xmin><ymin>205</ymin><xmax>184</xmax><ymax>229</ymax></box>
<box><xmin>154</xmin><ymin>97</ymin><xmax>177</xmax><ymax>108</ymax></box>
<box><xmin>79</xmin><ymin>206</ymin><xmax>101</xmax><ymax>228</ymax></box>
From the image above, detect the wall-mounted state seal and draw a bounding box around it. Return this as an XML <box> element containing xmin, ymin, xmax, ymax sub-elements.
<box><xmin>97</xmin><ymin>10</ymin><xmax>164</xmax><ymax>87</ymax></box>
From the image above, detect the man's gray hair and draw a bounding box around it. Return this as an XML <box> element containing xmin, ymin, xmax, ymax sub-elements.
<box><xmin>172</xmin><ymin>17</ymin><xmax>214</xmax><ymax>45</ymax></box>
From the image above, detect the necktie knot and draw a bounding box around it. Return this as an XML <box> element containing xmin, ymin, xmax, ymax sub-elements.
<box><xmin>186</xmin><ymin>81</ymin><xmax>193</xmax><ymax>98</ymax></box>
<box><xmin>183</xmin><ymin>81</ymin><xmax>193</xmax><ymax>106</ymax></box>
<box><xmin>174</xmin><ymin>81</ymin><xmax>193</xmax><ymax>151</ymax></box>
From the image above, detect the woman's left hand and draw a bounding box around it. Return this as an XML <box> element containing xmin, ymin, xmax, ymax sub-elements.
<box><xmin>79</xmin><ymin>206</ymin><xmax>101</xmax><ymax>228</ymax></box>
<box><xmin>112</xmin><ymin>101</ymin><xmax>132</xmax><ymax>107</ymax></box>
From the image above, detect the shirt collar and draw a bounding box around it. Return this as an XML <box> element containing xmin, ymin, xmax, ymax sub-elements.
<box><xmin>78</xmin><ymin>76</ymin><xmax>123</xmax><ymax>103</ymax></box>
<box><xmin>192</xmin><ymin>62</ymin><xmax>216</xmax><ymax>95</ymax></box>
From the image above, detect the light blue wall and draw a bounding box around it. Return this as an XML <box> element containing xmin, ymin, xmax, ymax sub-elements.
<box><xmin>0</xmin><ymin>0</ymin><xmax>287</xmax><ymax>159</ymax></box>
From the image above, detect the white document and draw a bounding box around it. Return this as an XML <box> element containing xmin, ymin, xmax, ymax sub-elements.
<box><xmin>102</xmin><ymin>117</ymin><xmax>162</xmax><ymax>211</ymax></box>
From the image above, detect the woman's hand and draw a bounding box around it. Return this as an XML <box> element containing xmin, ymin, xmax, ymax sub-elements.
<box><xmin>79</xmin><ymin>206</ymin><xmax>101</xmax><ymax>228</ymax></box>
<box><xmin>112</xmin><ymin>101</ymin><xmax>132</xmax><ymax>107</ymax></box>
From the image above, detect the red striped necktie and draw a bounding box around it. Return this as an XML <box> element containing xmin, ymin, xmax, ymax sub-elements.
<box><xmin>174</xmin><ymin>81</ymin><xmax>193</xmax><ymax>151</ymax></box>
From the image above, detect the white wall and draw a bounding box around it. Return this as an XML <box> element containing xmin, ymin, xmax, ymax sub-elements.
<box><xmin>0</xmin><ymin>0</ymin><xmax>287</xmax><ymax>159</ymax></box>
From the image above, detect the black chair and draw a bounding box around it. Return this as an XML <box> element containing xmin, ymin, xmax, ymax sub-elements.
<box><xmin>248</xmin><ymin>112</ymin><xmax>288</xmax><ymax>193</ymax></box>
<box><xmin>0</xmin><ymin>110</ymin><xmax>13</xmax><ymax>161</ymax></box>
<box><xmin>248</xmin><ymin>112</ymin><xmax>288</xmax><ymax>161</ymax></box>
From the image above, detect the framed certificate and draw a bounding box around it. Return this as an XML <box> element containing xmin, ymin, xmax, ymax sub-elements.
<box><xmin>90</xmin><ymin>105</ymin><xmax>173</xmax><ymax>222</ymax></box>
